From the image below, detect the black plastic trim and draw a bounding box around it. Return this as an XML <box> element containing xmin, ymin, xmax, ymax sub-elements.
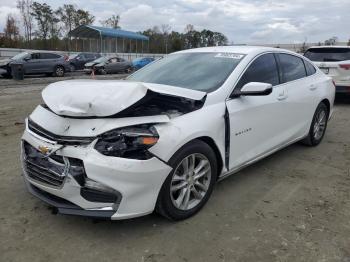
<box><xmin>24</xmin><ymin>178</ymin><xmax>115</xmax><ymax>219</ymax></box>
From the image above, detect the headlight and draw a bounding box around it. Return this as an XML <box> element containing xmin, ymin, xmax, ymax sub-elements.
<box><xmin>94</xmin><ymin>125</ymin><xmax>159</xmax><ymax>159</ymax></box>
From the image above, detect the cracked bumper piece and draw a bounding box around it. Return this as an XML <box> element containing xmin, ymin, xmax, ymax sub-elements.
<box><xmin>24</xmin><ymin>178</ymin><xmax>116</xmax><ymax>218</ymax></box>
<box><xmin>21</xmin><ymin>129</ymin><xmax>172</xmax><ymax>220</ymax></box>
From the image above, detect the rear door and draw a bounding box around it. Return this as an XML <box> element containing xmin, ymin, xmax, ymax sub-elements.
<box><xmin>40</xmin><ymin>53</ymin><xmax>62</xmax><ymax>73</ymax></box>
<box><xmin>276</xmin><ymin>53</ymin><xmax>317</xmax><ymax>139</ymax></box>
<box><xmin>226</xmin><ymin>53</ymin><xmax>289</xmax><ymax>170</ymax></box>
<box><xmin>23</xmin><ymin>53</ymin><xmax>41</xmax><ymax>73</ymax></box>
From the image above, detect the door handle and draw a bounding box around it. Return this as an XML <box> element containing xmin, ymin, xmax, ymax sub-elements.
<box><xmin>277</xmin><ymin>90</ymin><xmax>288</xmax><ymax>101</ymax></box>
<box><xmin>309</xmin><ymin>84</ymin><xmax>317</xmax><ymax>91</ymax></box>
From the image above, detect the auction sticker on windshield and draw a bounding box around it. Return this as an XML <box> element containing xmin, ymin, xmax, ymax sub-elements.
<box><xmin>215</xmin><ymin>53</ymin><xmax>244</xmax><ymax>59</ymax></box>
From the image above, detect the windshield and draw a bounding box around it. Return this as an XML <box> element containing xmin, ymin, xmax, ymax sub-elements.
<box><xmin>69</xmin><ymin>54</ymin><xmax>78</xmax><ymax>59</ymax></box>
<box><xmin>12</xmin><ymin>52</ymin><xmax>30</xmax><ymax>60</ymax></box>
<box><xmin>127</xmin><ymin>52</ymin><xmax>244</xmax><ymax>92</ymax></box>
<box><xmin>93</xmin><ymin>57</ymin><xmax>108</xmax><ymax>63</ymax></box>
<box><xmin>304</xmin><ymin>48</ymin><xmax>350</xmax><ymax>62</ymax></box>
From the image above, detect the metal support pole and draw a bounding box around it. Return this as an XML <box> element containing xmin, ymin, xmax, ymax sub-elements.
<box><xmin>100</xmin><ymin>33</ymin><xmax>103</xmax><ymax>54</ymax></box>
<box><xmin>116</xmin><ymin>37</ymin><xmax>118</xmax><ymax>53</ymax></box>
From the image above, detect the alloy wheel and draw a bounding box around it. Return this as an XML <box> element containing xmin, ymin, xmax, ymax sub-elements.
<box><xmin>170</xmin><ymin>153</ymin><xmax>211</xmax><ymax>211</ymax></box>
<box><xmin>56</xmin><ymin>67</ymin><xmax>64</xmax><ymax>77</ymax></box>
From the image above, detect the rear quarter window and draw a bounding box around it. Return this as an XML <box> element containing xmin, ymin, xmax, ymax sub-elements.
<box><xmin>278</xmin><ymin>53</ymin><xmax>306</xmax><ymax>83</ymax></box>
<box><xmin>304</xmin><ymin>48</ymin><xmax>350</xmax><ymax>62</ymax></box>
<box><xmin>304</xmin><ymin>60</ymin><xmax>317</xmax><ymax>76</ymax></box>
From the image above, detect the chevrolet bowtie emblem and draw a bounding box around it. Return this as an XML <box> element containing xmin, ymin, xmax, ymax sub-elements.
<box><xmin>38</xmin><ymin>145</ymin><xmax>51</xmax><ymax>155</ymax></box>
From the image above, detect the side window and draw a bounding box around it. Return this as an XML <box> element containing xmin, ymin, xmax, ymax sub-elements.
<box><xmin>31</xmin><ymin>53</ymin><xmax>40</xmax><ymax>59</ymax></box>
<box><xmin>278</xmin><ymin>54</ymin><xmax>307</xmax><ymax>82</ymax></box>
<box><xmin>304</xmin><ymin>60</ymin><xmax>317</xmax><ymax>76</ymax></box>
<box><xmin>41</xmin><ymin>53</ymin><xmax>60</xmax><ymax>59</ymax></box>
<box><xmin>236</xmin><ymin>53</ymin><xmax>279</xmax><ymax>90</ymax></box>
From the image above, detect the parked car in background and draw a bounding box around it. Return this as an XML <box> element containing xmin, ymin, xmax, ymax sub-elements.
<box><xmin>68</xmin><ymin>52</ymin><xmax>101</xmax><ymax>71</ymax></box>
<box><xmin>21</xmin><ymin>46</ymin><xmax>334</xmax><ymax>221</ymax></box>
<box><xmin>84</xmin><ymin>56</ymin><xmax>133</xmax><ymax>74</ymax></box>
<box><xmin>0</xmin><ymin>51</ymin><xmax>70</xmax><ymax>78</ymax></box>
<box><xmin>304</xmin><ymin>46</ymin><xmax>350</xmax><ymax>94</ymax></box>
<box><xmin>132</xmin><ymin>57</ymin><xmax>155</xmax><ymax>70</ymax></box>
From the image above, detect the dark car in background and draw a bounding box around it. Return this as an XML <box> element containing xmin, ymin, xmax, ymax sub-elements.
<box><xmin>0</xmin><ymin>51</ymin><xmax>70</xmax><ymax>78</ymax></box>
<box><xmin>84</xmin><ymin>56</ymin><xmax>133</xmax><ymax>74</ymax></box>
<box><xmin>68</xmin><ymin>52</ymin><xmax>101</xmax><ymax>71</ymax></box>
<box><xmin>132</xmin><ymin>57</ymin><xmax>155</xmax><ymax>70</ymax></box>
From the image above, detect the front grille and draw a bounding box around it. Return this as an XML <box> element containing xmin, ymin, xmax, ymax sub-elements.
<box><xmin>27</xmin><ymin>118</ymin><xmax>95</xmax><ymax>145</ymax></box>
<box><xmin>23</xmin><ymin>142</ymin><xmax>85</xmax><ymax>187</ymax></box>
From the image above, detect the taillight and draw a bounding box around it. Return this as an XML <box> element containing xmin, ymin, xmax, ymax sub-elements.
<box><xmin>339</xmin><ymin>64</ymin><xmax>350</xmax><ymax>70</ymax></box>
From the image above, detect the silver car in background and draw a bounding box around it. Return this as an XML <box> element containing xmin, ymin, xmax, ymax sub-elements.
<box><xmin>0</xmin><ymin>51</ymin><xmax>70</xmax><ymax>78</ymax></box>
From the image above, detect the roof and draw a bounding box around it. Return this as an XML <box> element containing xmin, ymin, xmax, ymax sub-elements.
<box><xmin>176</xmin><ymin>46</ymin><xmax>288</xmax><ymax>55</ymax></box>
<box><xmin>69</xmin><ymin>25</ymin><xmax>149</xmax><ymax>41</ymax></box>
<box><xmin>308</xmin><ymin>46</ymin><xmax>350</xmax><ymax>49</ymax></box>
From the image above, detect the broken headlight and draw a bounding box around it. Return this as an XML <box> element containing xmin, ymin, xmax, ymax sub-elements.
<box><xmin>94</xmin><ymin>125</ymin><xmax>159</xmax><ymax>159</ymax></box>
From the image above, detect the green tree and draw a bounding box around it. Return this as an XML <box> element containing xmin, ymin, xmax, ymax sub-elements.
<box><xmin>30</xmin><ymin>2</ymin><xmax>55</xmax><ymax>41</ymax></box>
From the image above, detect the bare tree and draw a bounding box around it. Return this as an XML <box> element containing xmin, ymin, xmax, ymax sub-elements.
<box><xmin>325</xmin><ymin>36</ymin><xmax>338</xmax><ymax>46</ymax></box>
<box><xmin>16</xmin><ymin>0</ymin><xmax>34</xmax><ymax>45</ymax></box>
<box><xmin>161</xmin><ymin>24</ymin><xmax>171</xmax><ymax>54</ymax></box>
<box><xmin>100</xmin><ymin>15</ymin><xmax>120</xmax><ymax>29</ymax></box>
<box><xmin>4</xmin><ymin>14</ymin><xmax>20</xmax><ymax>40</ymax></box>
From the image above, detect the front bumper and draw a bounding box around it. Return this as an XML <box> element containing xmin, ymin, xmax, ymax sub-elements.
<box><xmin>21</xmin><ymin>125</ymin><xmax>172</xmax><ymax>220</ymax></box>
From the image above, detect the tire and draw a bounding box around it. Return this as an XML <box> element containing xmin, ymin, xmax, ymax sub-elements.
<box><xmin>70</xmin><ymin>64</ymin><xmax>76</xmax><ymax>72</ymax></box>
<box><xmin>156</xmin><ymin>140</ymin><xmax>217</xmax><ymax>220</ymax></box>
<box><xmin>54</xmin><ymin>66</ymin><xmax>65</xmax><ymax>77</ymax></box>
<box><xmin>302</xmin><ymin>102</ymin><xmax>329</xmax><ymax>146</ymax></box>
<box><xmin>99</xmin><ymin>68</ymin><xmax>107</xmax><ymax>75</ymax></box>
<box><xmin>125</xmin><ymin>66</ymin><xmax>133</xmax><ymax>74</ymax></box>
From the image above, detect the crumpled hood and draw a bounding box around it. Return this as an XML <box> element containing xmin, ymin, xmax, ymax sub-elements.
<box><xmin>42</xmin><ymin>80</ymin><xmax>206</xmax><ymax>117</ymax></box>
<box><xmin>0</xmin><ymin>58</ymin><xmax>11</xmax><ymax>67</ymax></box>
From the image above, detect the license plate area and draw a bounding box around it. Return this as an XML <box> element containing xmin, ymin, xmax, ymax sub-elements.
<box><xmin>319</xmin><ymin>67</ymin><xmax>329</xmax><ymax>74</ymax></box>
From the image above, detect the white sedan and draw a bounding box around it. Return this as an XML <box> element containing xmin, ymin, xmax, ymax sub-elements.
<box><xmin>21</xmin><ymin>46</ymin><xmax>335</xmax><ymax>220</ymax></box>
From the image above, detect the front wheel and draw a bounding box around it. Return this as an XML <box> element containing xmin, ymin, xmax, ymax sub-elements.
<box><xmin>125</xmin><ymin>66</ymin><xmax>133</xmax><ymax>74</ymax></box>
<box><xmin>156</xmin><ymin>140</ymin><xmax>217</xmax><ymax>220</ymax></box>
<box><xmin>302</xmin><ymin>102</ymin><xmax>329</xmax><ymax>146</ymax></box>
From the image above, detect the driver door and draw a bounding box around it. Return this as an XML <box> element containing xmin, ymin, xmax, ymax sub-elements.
<box><xmin>226</xmin><ymin>53</ymin><xmax>289</xmax><ymax>170</ymax></box>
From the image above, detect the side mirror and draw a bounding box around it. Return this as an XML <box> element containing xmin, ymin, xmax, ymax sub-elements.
<box><xmin>23</xmin><ymin>57</ymin><xmax>31</xmax><ymax>61</ymax></box>
<box><xmin>239</xmin><ymin>82</ymin><xmax>273</xmax><ymax>96</ymax></box>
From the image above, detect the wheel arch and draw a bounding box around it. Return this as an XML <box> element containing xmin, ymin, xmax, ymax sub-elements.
<box><xmin>173</xmin><ymin>136</ymin><xmax>224</xmax><ymax>180</ymax></box>
<box><xmin>320</xmin><ymin>98</ymin><xmax>330</xmax><ymax>116</ymax></box>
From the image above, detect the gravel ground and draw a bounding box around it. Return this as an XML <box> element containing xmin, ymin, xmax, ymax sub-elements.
<box><xmin>0</xmin><ymin>81</ymin><xmax>349</xmax><ymax>262</ymax></box>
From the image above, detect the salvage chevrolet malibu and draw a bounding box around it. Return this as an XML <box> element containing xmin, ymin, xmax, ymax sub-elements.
<box><xmin>21</xmin><ymin>46</ymin><xmax>335</xmax><ymax>220</ymax></box>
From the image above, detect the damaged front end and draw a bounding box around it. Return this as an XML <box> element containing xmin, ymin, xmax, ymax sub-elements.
<box><xmin>21</xmin><ymin>79</ymin><xmax>206</xmax><ymax>219</ymax></box>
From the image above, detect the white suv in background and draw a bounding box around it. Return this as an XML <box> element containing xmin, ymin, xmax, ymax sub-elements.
<box><xmin>304</xmin><ymin>46</ymin><xmax>350</xmax><ymax>94</ymax></box>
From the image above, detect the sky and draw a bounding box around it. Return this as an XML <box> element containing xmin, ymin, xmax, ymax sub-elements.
<box><xmin>0</xmin><ymin>0</ymin><xmax>349</xmax><ymax>44</ymax></box>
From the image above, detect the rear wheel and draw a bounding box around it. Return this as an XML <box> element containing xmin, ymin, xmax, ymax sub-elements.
<box><xmin>54</xmin><ymin>66</ymin><xmax>65</xmax><ymax>77</ymax></box>
<box><xmin>156</xmin><ymin>140</ymin><xmax>217</xmax><ymax>220</ymax></box>
<box><xmin>302</xmin><ymin>102</ymin><xmax>329</xmax><ymax>146</ymax></box>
